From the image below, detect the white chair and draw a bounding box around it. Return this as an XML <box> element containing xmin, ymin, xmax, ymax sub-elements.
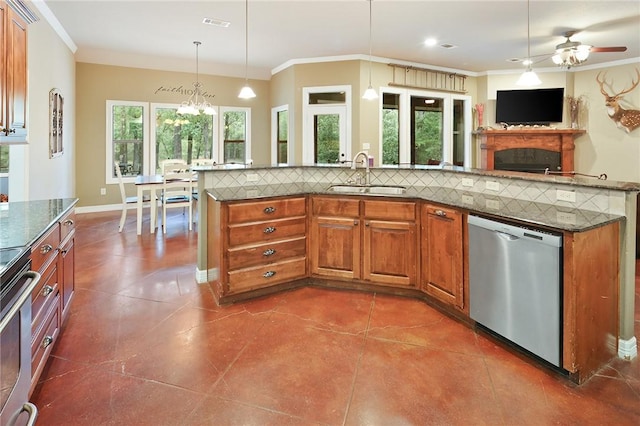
<box><xmin>115</xmin><ymin>161</ymin><xmax>146</xmax><ymax>232</ymax></box>
<box><xmin>160</xmin><ymin>161</ymin><xmax>194</xmax><ymax>233</ymax></box>
<box><xmin>159</xmin><ymin>158</ymin><xmax>187</xmax><ymax>174</ymax></box>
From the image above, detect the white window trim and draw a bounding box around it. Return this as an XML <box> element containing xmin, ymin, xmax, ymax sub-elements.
<box><xmin>271</xmin><ymin>104</ymin><xmax>289</xmax><ymax>166</ymax></box>
<box><xmin>302</xmin><ymin>85</ymin><xmax>352</xmax><ymax>165</ymax></box>
<box><xmin>105</xmin><ymin>100</ymin><xmax>149</xmax><ymax>185</ymax></box>
<box><xmin>452</xmin><ymin>93</ymin><xmax>473</xmax><ymax>167</ymax></box>
<box><xmin>218</xmin><ymin>106</ymin><xmax>251</xmax><ymax>164</ymax></box>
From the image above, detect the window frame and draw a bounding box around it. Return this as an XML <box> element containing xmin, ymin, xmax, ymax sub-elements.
<box><xmin>219</xmin><ymin>106</ymin><xmax>251</xmax><ymax>164</ymax></box>
<box><xmin>271</xmin><ymin>104</ymin><xmax>289</xmax><ymax>165</ymax></box>
<box><xmin>105</xmin><ymin>100</ymin><xmax>149</xmax><ymax>185</ymax></box>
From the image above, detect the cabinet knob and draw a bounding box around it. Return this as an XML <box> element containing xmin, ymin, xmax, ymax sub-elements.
<box><xmin>40</xmin><ymin>244</ymin><xmax>54</xmax><ymax>254</ymax></box>
<box><xmin>263</xmin><ymin>226</ymin><xmax>276</xmax><ymax>234</ymax></box>
<box><xmin>365</xmin><ymin>222</ymin><xmax>370</xmax><ymax>227</ymax></box>
<box><xmin>263</xmin><ymin>270</ymin><xmax>276</xmax><ymax>278</ymax></box>
<box><xmin>42</xmin><ymin>335</ymin><xmax>54</xmax><ymax>349</ymax></box>
<box><xmin>42</xmin><ymin>285</ymin><xmax>54</xmax><ymax>296</ymax></box>
<box><xmin>263</xmin><ymin>248</ymin><xmax>276</xmax><ymax>256</ymax></box>
<box><xmin>63</xmin><ymin>219</ymin><xmax>74</xmax><ymax>226</ymax></box>
<box><xmin>435</xmin><ymin>210</ymin><xmax>447</xmax><ymax>217</ymax></box>
<box><xmin>263</xmin><ymin>206</ymin><xmax>276</xmax><ymax>214</ymax></box>
<box><xmin>354</xmin><ymin>220</ymin><xmax>359</xmax><ymax>225</ymax></box>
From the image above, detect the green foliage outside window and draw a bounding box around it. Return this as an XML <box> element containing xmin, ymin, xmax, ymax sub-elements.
<box><xmin>382</xmin><ymin>109</ymin><xmax>399</xmax><ymax>164</ymax></box>
<box><xmin>223</xmin><ymin>111</ymin><xmax>246</xmax><ymax>163</ymax></box>
<box><xmin>112</xmin><ymin>105</ymin><xmax>144</xmax><ymax>176</ymax></box>
<box><xmin>156</xmin><ymin>108</ymin><xmax>213</xmax><ymax>171</ymax></box>
<box><xmin>0</xmin><ymin>146</ymin><xmax>8</xmax><ymax>174</ymax></box>
<box><xmin>315</xmin><ymin>114</ymin><xmax>339</xmax><ymax>164</ymax></box>
<box><xmin>414</xmin><ymin>110</ymin><xmax>443</xmax><ymax>164</ymax></box>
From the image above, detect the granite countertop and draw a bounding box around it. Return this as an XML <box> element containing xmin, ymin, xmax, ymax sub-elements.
<box><xmin>205</xmin><ymin>183</ymin><xmax>622</xmax><ymax>232</ymax></box>
<box><xmin>0</xmin><ymin>198</ymin><xmax>78</xmax><ymax>249</ymax></box>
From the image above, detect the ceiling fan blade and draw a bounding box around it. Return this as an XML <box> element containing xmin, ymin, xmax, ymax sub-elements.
<box><xmin>590</xmin><ymin>46</ymin><xmax>627</xmax><ymax>52</ymax></box>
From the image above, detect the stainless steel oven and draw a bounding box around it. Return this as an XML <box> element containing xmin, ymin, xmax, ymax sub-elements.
<box><xmin>0</xmin><ymin>247</ymin><xmax>40</xmax><ymax>426</ymax></box>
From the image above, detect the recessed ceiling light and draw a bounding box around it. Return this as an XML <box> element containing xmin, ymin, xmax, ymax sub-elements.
<box><xmin>203</xmin><ymin>17</ymin><xmax>231</xmax><ymax>27</ymax></box>
<box><xmin>424</xmin><ymin>38</ymin><xmax>437</xmax><ymax>47</ymax></box>
<box><xmin>506</xmin><ymin>58</ymin><xmax>522</xmax><ymax>63</ymax></box>
<box><xmin>425</xmin><ymin>99</ymin><xmax>436</xmax><ymax>104</ymax></box>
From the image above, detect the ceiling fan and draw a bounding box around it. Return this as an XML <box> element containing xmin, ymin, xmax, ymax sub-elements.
<box><xmin>550</xmin><ymin>30</ymin><xmax>627</xmax><ymax>69</ymax></box>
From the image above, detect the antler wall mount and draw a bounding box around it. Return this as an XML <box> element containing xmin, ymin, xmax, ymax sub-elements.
<box><xmin>596</xmin><ymin>68</ymin><xmax>640</xmax><ymax>134</ymax></box>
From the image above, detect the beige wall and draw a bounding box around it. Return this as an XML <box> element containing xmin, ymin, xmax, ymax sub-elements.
<box><xmin>9</xmin><ymin>9</ymin><xmax>75</xmax><ymax>202</ymax></box>
<box><xmin>75</xmin><ymin>63</ymin><xmax>270</xmax><ymax>207</ymax></box>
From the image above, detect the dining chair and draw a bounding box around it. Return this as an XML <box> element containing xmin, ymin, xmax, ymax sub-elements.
<box><xmin>115</xmin><ymin>161</ymin><xmax>145</xmax><ymax>232</ymax></box>
<box><xmin>160</xmin><ymin>161</ymin><xmax>194</xmax><ymax>233</ymax></box>
<box><xmin>159</xmin><ymin>158</ymin><xmax>187</xmax><ymax>174</ymax></box>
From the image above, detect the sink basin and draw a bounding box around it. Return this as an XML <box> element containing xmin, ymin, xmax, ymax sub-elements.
<box><xmin>327</xmin><ymin>185</ymin><xmax>406</xmax><ymax>195</ymax></box>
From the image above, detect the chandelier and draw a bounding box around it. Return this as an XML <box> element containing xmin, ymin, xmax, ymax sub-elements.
<box><xmin>178</xmin><ymin>41</ymin><xmax>216</xmax><ymax>115</ymax></box>
<box><xmin>551</xmin><ymin>45</ymin><xmax>590</xmax><ymax>69</ymax></box>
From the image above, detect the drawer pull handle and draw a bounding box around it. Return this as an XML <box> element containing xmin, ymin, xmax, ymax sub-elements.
<box><xmin>42</xmin><ymin>285</ymin><xmax>54</xmax><ymax>296</ymax></box>
<box><xmin>263</xmin><ymin>206</ymin><xmax>276</xmax><ymax>214</ymax></box>
<box><xmin>263</xmin><ymin>226</ymin><xmax>276</xmax><ymax>234</ymax></box>
<box><xmin>435</xmin><ymin>210</ymin><xmax>447</xmax><ymax>217</ymax></box>
<box><xmin>40</xmin><ymin>244</ymin><xmax>53</xmax><ymax>254</ymax></box>
<box><xmin>42</xmin><ymin>335</ymin><xmax>54</xmax><ymax>349</ymax></box>
<box><xmin>263</xmin><ymin>248</ymin><xmax>276</xmax><ymax>256</ymax></box>
<box><xmin>263</xmin><ymin>270</ymin><xmax>276</xmax><ymax>278</ymax></box>
<box><xmin>63</xmin><ymin>219</ymin><xmax>74</xmax><ymax>226</ymax></box>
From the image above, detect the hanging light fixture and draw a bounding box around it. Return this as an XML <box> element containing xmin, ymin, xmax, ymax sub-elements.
<box><xmin>362</xmin><ymin>0</ymin><xmax>378</xmax><ymax>100</ymax></box>
<box><xmin>516</xmin><ymin>0</ymin><xmax>541</xmax><ymax>87</ymax></box>
<box><xmin>551</xmin><ymin>45</ymin><xmax>591</xmax><ymax>69</ymax></box>
<box><xmin>238</xmin><ymin>0</ymin><xmax>256</xmax><ymax>99</ymax></box>
<box><xmin>177</xmin><ymin>41</ymin><xmax>216</xmax><ymax>115</ymax></box>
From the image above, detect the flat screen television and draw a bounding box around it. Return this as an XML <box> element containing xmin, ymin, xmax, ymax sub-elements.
<box><xmin>495</xmin><ymin>88</ymin><xmax>564</xmax><ymax>125</ymax></box>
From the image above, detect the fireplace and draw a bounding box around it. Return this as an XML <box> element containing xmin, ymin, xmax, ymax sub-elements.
<box><xmin>477</xmin><ymin>129</ymin><xmax>585</xmax><ymax>173</ymax></box>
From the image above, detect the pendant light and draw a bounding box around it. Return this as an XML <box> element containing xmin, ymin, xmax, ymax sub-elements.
<box><xmin>362</xmin><ymin>0</ymin><xmax>378</xmax><ymax>100</ymax></box>
<box><xmin>516</xmin><ymin>0</ymin><xmax>541</xmax><ymax>86</ymax></box>
<box><xmin>177</xmin><ymin>41</ymin><xmax>216</xmax><ymax>115</ymax></box>
<box><xmin>238</xmin><ymin>0</ymin><xmax>256</xmax><ymax>99</ymax></box>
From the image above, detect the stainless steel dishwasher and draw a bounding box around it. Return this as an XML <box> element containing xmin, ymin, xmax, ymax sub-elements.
<box><xmin>468</xmin><ymin>215</ymin><xmax>563</xmax><ymax>367</ymax></box>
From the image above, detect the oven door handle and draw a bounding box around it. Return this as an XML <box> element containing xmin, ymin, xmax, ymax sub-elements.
<box><xmin>0</xmin><ymin>271</ymin><xmax>41</xmax><ymax>333</ymax></box>
<box><xmin>21</xmin><ymin>402</ymin><xmax>38</xmax><ymax>426</ymax></box>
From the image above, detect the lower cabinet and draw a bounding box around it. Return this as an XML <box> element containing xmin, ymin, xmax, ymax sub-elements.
<box><xmin>310</xmin><ymin>196</ymin><xmax>418</xmax><ymax>287</ymax></box>
<box><xmin>421</xmin><ymin>203</ymin><xmax>464</xmax><ymax>309</ymax></box>
<box><xmin>207</xmin><ymin>195</ymin><xmax>307</xmax><ymax>301</ymax></box>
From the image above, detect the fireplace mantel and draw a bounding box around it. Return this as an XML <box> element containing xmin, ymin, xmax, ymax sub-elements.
<box><xmin>477</xmin><ymin>129</ymin><xmax>586</xmax><ymax>172</ymax></box>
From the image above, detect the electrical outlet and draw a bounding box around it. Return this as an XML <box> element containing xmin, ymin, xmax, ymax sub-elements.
<box><xmin>100</xmin><ymin>188</ymin><xmax>106</xmax><ymax>196</ymax></box>
<box><xmin>362</xmin><ymin>143</ymin><xmax>370</xmax><ymax>150</ymax></box>
<box><xmin>485</xmin><ymin>181</ymin><xmax>500</xmax><ymax>191</ymax></box>
<box><xmin>461</xmin><ymin>194</ymin><xmax>474</xmax><ymax>204</ymax></box>
<box><xmin>246</xmin><ymin>189</ymin><xmax>258</xmax><ymax>198</ymax></box>
<box><xmin>246</xmin><ymin>173</ymin><xmax>259</xmax><ymax>182</ymax></box>
<box><xmin>486</xmin><ymin>199</ymin><xmax>500</xmax><ymax>210</ymax></box>
<box><xmin>556</xmin><ymin>189</ymin><xmax>576</xmax><ymax>203</ymax></box>
<box><xmin>556</xmin><ymin>211</ymin><xmax>576</xmax><ymax>225</ymax></box>
<box><xmin>461</xmin><ymin>178</ymin><xmax>474</xmax><ymax>187</ymax></box>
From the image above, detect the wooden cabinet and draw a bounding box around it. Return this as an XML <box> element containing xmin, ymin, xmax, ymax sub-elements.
<box><xmin>421</xmin><ymin>203</ymin><xmax>464</xmax><ymax>309</ymax></box>
<box><xmin>310</xmin><ymin>196</ymin><xmax>418</xmax><ymax>287</ymax></box>
<box><xmin>207</xmin><ymin>195</ymin><xmax>307</xmax><ymax>302</ymax></box>
<box><xmin>28</xmin><ymin>208</ymin><xmax>75</xmax><ymax>395</ymax></box>
<box><xmin>0</xmin><ymin>0</ymin><xmax>28</xmax><ymax>143</ymax></box>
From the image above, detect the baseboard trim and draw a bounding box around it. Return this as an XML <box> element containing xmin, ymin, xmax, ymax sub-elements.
<box><xmin>195</xmin><ymin>267</ymin><xmax>218</xmax><ymax>284</ymax></box>
<box><xmin>618</xmin><ymin>336</ymin><xmax>638</xmax><ymax>360</ymax></box>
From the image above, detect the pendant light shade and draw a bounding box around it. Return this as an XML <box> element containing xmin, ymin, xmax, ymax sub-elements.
<box><xmin>238</xmin><ymin>0</ymin><xmax>256</xmax><ymax>99</ymax></box>
<box><xmin>362</xmin><ymin>0</ymin><xmax>378</xmax><ymax>100</ymax></box>
<box><xmin>178</xmin><ymin>41</ymin><xmax>217</xmax><ymax>115</ymax></box>
<box><xmin>517</xmin><ymin>0</ymin><xmax>541</xmax><ymax>87</ymax></box>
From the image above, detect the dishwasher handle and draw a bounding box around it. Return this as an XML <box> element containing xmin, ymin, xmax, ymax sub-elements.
<box><xmin>495</xmin><ymin>230</ymin><xmax>519</xmax><ymax>241</ymax></box>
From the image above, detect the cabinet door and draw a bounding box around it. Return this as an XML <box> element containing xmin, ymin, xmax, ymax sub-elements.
<box><xmin>363</xmin><ymin>219</ymin><xmax>417</xmax><ymax>287</ymax></box>
<box><xmin>310</xmin><ymin>216</ymin><xmax>360</xmax><ymax>280</ymax></box>
<box><xmin>1</xmin><ymin>4</ymin><xmax>27</xmax><ymax>141</ymax></box>
<box><xmin>421</xmin><ymin>204</ymin><xmax>463</xmax><ymax>308</ymax></box>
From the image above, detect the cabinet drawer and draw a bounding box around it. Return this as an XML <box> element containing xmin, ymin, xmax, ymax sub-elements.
<box><xmin>30</xmin><ymin>225</ymin><xmax>60</xmax><ymax>273</ymax></box>
<box><xmin>423</xmin><ymin>204</ymin><xmax>460</xmax><ymax>219</ymax></box>
<box><xmin>312</xmin><ymin>197</ymin><xmax>360</xmax><ymax>217</ymax></box>
<box><xmin>364</xmin><ymin>200</ymin><xmax>416</xmax><ymax>221</ymax></box>
<box><xmin>227</xmin><ymin>197</ymin><xmax>306</xmax><ymax>224</ymax></box>
<box><xmin>229</xmin><ymin>216</ymin><xmax>306</xmax><ymax>246</ymax></box>
<box><xmin>31</xmin><ymin>295</ymin><xmax>60</xmax><ymax>382</ymax></box>
<box><xmin>227</xmin><ymin>257</ymin><xmax>307</xmax><ymax>293</ymax></box>
<box><xmin>228</xmin><ymin>236</ymin><xmax>306</xmax><ymax>270</ymax></box>
<box><xmin>59</xmin><ymin>210</ymin><xmax>76</xmax><ymax>243</ymax></box>
<box><xmin>31</xmin><ymin>258</ymin><xmax>58</xmax><ymax>334</ymax></box>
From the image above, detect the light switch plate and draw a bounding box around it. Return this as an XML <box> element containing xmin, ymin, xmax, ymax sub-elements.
<box><xmin>486</xmin><ymin>199</ymin><xmax>500</xmax><ymax>209</ymax></box>
<box><xmin>462</xmin><ymin>194</ymin><xmax>474</xmax><ymax>204</ymax></box>
<box><xmin>485</xmin><ymin>181</ymin><xmax>500</xmax><ymax>191</ymax></box>
<box><xmin>246</xmin><ymin>173</ymin><xmax>259</xmax><ymax>182</ymax></box>
<box><xmin>461</xmin><ymin>178</ymin><xmax>474</xmax><ymax>187</ymax></box>
<box><xmin>556</xmin><ymin>189</ymin><xmax>576</xmax><ymax>203</ymax></box>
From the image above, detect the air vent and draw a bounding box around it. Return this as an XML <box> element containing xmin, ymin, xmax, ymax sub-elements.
<box><xmin>440</xmin><ymin>43</ymin><xmax>458</xmax><ymax>49</ymax></box>
<box><xmin>202</xmin><ymin>17</ymin><xmax>231</xmax><ymax>28</ymax></box>
<box><xmin>506</xmin><ymin>58</ymin><xmax>522</xmax><ymax>63</ymax></box>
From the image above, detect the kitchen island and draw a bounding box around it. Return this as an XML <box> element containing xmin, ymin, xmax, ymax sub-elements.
<box><xmin>194</xmin><ymin>165</ymin><xmax>638</xmax><ymax>383</ymax></box>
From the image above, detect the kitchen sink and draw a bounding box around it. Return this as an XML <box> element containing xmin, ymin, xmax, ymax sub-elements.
<box><xmin>327</xmin><ymin>184</ymin><xmax>406</xmax><ymax>195</ymax></box>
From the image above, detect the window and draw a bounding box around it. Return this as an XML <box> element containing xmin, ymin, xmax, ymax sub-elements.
<box><xmin>0</xmin><ymin>145</ymin><xmax>8</xmax><ymax>174</ymax></box>
<box><xmin>152</xmin><ymin>104</ymin><xmax>215</xmax><ymax>173</ymax></box>
<box><xmin>379</xmin><ymin>88</ymin><xmax>471</xmax><ymax>167</ymax></box>
<box><xmin>106</xmin><ymin>101</ymin><xmax>148</xmax><ymax>183</ymax></box>
<box><xmin>220</xmin><ymin>107</ymin><xmax>251</xmax><ymax>164</ymax></box>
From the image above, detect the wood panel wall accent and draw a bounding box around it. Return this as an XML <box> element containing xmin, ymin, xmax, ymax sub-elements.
<box><xmin>477</xmin><ymin>129</ymin><xmax>586</xmax><ymax>172</ymax></box>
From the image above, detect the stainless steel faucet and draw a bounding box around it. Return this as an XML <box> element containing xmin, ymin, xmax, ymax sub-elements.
<box><xmin>351</xmin><ymin>151</ymin><xmax>370</xmax><ymax>185</ymax></box>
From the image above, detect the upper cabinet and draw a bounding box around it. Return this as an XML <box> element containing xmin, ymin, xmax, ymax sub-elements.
<box><xmin>0</xmin><ymin>0</ymin><xmax>29</xmax><ymax>144</ymax></box>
